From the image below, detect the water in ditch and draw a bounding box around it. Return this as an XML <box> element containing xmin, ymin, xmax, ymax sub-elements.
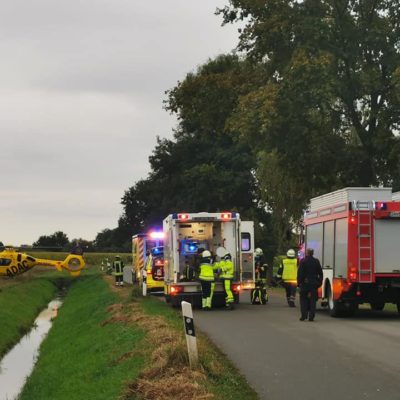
<box><xmin>0</xmin><ymin>298</ymin><xmax>62</xmax><ymax>400</ymax></box>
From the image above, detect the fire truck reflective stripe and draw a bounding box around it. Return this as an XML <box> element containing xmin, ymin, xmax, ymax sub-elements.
<box><xmin>184</xmin><ymin>317</ymin><xmax>195</xmax><ymax>337</ymax></box>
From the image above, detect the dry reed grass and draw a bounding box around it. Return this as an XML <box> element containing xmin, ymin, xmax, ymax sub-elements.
<box><xmin>101</xmin><ymin>284</ymin><xmax>214</xmax><ymax>400</ymax></box>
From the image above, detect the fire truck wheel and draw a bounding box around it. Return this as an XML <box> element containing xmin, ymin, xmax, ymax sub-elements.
<box><xmin>370</xmin><ymin>302</ymin><xmax>385</xmax><ymax>311</ymax></box>
<box><xmin>327</xmin><ymin>284</ymin><xmax>346</xmax><ymax>317</ymax></box>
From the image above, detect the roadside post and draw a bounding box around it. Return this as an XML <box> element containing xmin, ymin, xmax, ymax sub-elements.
<box><xmin>142</xmin><ymin>267</ymin><xmax>147</xmax><ymax>296</ymax></box>
<box><xmin>181</xmin><ymin>301</ymin><xmax>198</xmax><ymax>368</ymax></box>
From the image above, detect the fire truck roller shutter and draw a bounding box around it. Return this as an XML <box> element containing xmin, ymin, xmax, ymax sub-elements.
<box><xmin>374</xmin><ymin>219</ymin><xmax>400</xmax><ymax>274</ymax></box>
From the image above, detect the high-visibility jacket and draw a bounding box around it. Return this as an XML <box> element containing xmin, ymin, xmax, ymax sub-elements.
<box><xmin>215</xmin><ymin>259</ymin><xmax>234</xmax><ymax>279</ymax></box>
<box><xmin>278</xmin><ymin>258</ymin><xmax>298</xmax><ymax>282</ymax></box>
<box><xmin>199</xmin><ymin>262</ymin><xmax>215</xmax><ymax>281</ymax></box>
<box><xmin>113</xmin><ymin>260</ymin><xmax>124</xmax><ymax>276</ymax></box>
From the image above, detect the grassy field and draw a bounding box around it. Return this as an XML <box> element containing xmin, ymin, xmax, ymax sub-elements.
<box><xmin>19</xmin><ymin>275</ymin><xmax>147</xmax><ymax>400</ymax></box>
<box><xmin>0</xmin><ymin>278</ymin><xmax>57</xmax><ymax>357</ymax></box>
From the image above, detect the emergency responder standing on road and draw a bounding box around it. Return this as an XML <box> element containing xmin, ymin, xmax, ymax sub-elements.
<box><xmin>255</xmin><ymin>248</ymin><xmax>267</xmax><ymax>283</ymax></box>
<box><xmin>214</xmin><ymin>251</ymin><xmax>235</xmax><ymax>310</ymax></box>
<box><xmin>252</xmin><ymin>248</ymin><xmax>268</xmax><ymax>304</ymax></box>
<box><xmin>277</xmin><ymin>249</ymin><xmax>298</xmax><ymax>307</ymax></box>
<box><xmin>198</xmin><ymin>250</ymin><xmax>216</xmax><ymax>310</ymax></box>
<box><xmin>113</xmin><ymin>255</ymin><xmax>124</xmax><ymax>286</ymax></box>
<box><xmin>297</xmin><ymin>248</ymin><xmax>323</xmax><ymax>321</ymax></box>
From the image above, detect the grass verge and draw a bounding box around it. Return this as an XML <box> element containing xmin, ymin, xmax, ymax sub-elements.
<box><xmin>19</xmin><ymin>274</ymin><xmax>146</xmax><ymax>400</ymax></box>
<box><xmin>0</xmin><ymin>278</ymin><xmax>57</xmax><ymax>357</ymax></box>
<box><xmin>123</xmin><ymin>287</ymin><xmax>258</xmax><ymax>400</ymax></box>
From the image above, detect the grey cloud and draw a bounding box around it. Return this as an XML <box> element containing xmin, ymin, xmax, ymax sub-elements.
<box><xmin>0</xmin><ymin>0</ymin><xmax>239</xmax><ymax>244</ymax></box>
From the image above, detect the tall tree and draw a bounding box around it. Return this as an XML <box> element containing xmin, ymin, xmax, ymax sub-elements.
<box><xmin>120</xmin><ymin>55</ymin><xmax>273</xmax><ymax>257</ymax></box>
<box><xmin>218</xmin><ymin>0</ymin><xmax>400</xmax><ymax>236</ymax></box>
<box><xmin>33</xmin><ymin>231</ymin><xmax>69</xmax><ymax>250</ymax></box>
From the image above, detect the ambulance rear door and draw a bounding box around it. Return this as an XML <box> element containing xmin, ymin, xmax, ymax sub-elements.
<box><xmin>240</xmin><ymin>221</ymin><xmax>255</xmax><ymax>286</ymax></box>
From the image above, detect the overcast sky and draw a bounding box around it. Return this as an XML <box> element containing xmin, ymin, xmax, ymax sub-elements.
<box><xmin>0</xmin><ymin>0</ymin><xmax>239</xmax><ymax>245</ymax></box>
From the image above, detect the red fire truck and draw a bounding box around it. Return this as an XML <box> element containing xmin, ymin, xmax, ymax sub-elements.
<box><xmin>304</xmin><ymin>187</ymin><xmax>400</xmax><ymax>317</ymax></box>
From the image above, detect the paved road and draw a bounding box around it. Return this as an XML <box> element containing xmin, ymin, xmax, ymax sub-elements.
<box><xmin>193</xmin><ymin>288</ymin><xmax>400</xmax><ymax>400</ymax></box>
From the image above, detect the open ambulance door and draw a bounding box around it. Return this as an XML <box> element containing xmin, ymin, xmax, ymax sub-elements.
<box><xmin>240</xmin><ymin>221</ymin><xmax>255</xmax><ymax>289</ymax></box>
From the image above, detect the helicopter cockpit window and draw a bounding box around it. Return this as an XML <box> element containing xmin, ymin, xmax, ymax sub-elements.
<box><xmin>0</xmin><ymin>258</ymin><xmax>12</xmax><ymax>266</ymax></box>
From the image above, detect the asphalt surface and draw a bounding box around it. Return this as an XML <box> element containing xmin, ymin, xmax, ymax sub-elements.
<box><xmin>193</xmin><ymin>288</ymin><xmax>400</xmax><ymax>400</ymax></box>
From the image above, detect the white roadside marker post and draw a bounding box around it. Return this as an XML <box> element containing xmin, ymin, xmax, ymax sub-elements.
<box><xmin>142</xmin><ymin>268</ymin><xmax>147</xmax><ymax>296</ymax></box>
<box><xmin>181</xmin><ymin>301</ymin><xmax>198</xmax><ymax>368</ymax></box>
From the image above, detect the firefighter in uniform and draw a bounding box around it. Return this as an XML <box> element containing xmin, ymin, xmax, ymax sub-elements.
<box><xmin>277</xmin><ymin>249</ymin><xmax>298</xmax><ymax>307</ymax></box>
<box><xmin>198</xmin><ymin>250</ymin><xmax>216</xmax><ymax>310</ymax></box>
<box><xmin>113</xmin><ymin>255</ymin><xmax>124</xmax><ymax>286</ymax></box>
<box><xmin>214</xmin><ymin>251</ymin><xmax>235</xmax><ymax>310</ymax></box>
<box><xmin>297</xmin><ymin>248</ymin><xmax>323</xmax><ymax>321</ymax></box>
<box><xmin>252</xmin><ymin>248</ymin><xmax>268</xmax><ymax>304</ymax></box>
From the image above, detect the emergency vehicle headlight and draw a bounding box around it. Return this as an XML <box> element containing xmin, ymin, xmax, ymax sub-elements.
<box><xmin>178</xmin><ymin>213</ymin><xmax>190</xmax><ymax>220</ymax></box>
<box><xmin>221</xmin><ymin>212</ymin><xmax>232</xmax><ymax>220</ymax></box>
<box><xmin>149</xmin><ymin>231</ymin><xmax>165</xmax><ymax>239</ymax></box>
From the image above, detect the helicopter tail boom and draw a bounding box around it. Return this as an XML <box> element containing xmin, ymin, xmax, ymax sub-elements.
<box><xmin>33</xmin><ymin>255</ymin><xmax>86</xmax><ymax>276</ymax></box>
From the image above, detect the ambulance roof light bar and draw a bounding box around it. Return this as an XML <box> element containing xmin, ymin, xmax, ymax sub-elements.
<box><xmin>149</xmin><ymin>231</ymin><xmax>165</xmax><ymax>239</ymax></box>
<box><xmin>171</xmin><ymin>212</ymin><xmax>238</xmax><ymax>220</ymax></box>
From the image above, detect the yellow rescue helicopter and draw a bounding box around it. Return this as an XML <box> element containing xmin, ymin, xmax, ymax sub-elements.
<box><xmin>0</xmin><ymin>245</ymin><xmax>85</xmax><ymax>278</ymax></box>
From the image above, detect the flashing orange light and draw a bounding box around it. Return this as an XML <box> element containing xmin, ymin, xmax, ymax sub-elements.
<box><xmin>178</xmin><ymin>213</ymin><xmax>190</xmax><ymax>220</ymax></box>
<box><xmin>221</xmin><ymin>212</ymin><xmax>232</xmax><ymax>220</ymax></box>
<box><xmin>232</xmin><ymin>283</ymin><xmax>241</xmax><ymax>292</ymax></box>
<box><xmin>155</xmin><ymin>259</ymin><xmax>163</xmax><ymax>266</ymax></box>
<box><xmin>170</xmin><ymin>285</ymin><xmax>183</xmax><ymax>296</ymax></box>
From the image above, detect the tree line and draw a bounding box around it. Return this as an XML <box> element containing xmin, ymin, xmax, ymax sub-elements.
<box><xmin>23</xmin><ymin>1</ymin><xmax>400</xmax><ymax>259</ymax></box>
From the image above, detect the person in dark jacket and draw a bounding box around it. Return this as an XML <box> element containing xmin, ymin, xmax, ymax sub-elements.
<box><xmin>297</xmin><ymin>248</ymin><xmax>323</xmax><ymax>321</ymax></box>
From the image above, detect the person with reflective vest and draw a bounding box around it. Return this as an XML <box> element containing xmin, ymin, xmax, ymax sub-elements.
<box><xmin>277</xmin><ymin>249</ymin><xmax>298</xmax><ymax>307</ymax></box>
<box><xmin>113</xmin><ymin>255</ymin><xmax>124</xmax><ymax>286</ymax></box>
<box><xmin>198</xmin><ymin>250</ymin><xmax>217</xmax><ymax>310</ymax></box>
<box><xmin>214</xmin><ymin>251</ymin><xmax>235</xmax><ymax>309</ymax></box>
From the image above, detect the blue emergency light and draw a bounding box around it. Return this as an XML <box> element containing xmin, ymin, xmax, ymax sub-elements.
<box><xmin>188</xmin><ymin>243</ymin><xmax>198</xmax><ymax>252</ymax></box>
<box><xmin>376</xmin><ymin>202</ymin><xmax>388</xmax><ymax>210</ymax></box>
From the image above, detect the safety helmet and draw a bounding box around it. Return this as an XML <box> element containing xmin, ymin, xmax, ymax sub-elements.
<box><xmin>255</xmin><ymin>248</ymin><xmax>263</xmax><ymax>256</ymax></box>
<box><xmin>201</xmin><ymin>250</ymin><xmax>211</xmax><ymax>258</ymax></box>
<box><xmin>115</xmin><ymin>255</ymin><xmax>120</xmax><ymax>259</ymax></box>
<box><xmin>286</xmin><ymin>249</ymin><xmax>296</xmax><ymax>258</ymax></box>
<box><xmin>223</xmin><ymin>253</ymin><xmax>232</xmax><ymax>260</ymax></box>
